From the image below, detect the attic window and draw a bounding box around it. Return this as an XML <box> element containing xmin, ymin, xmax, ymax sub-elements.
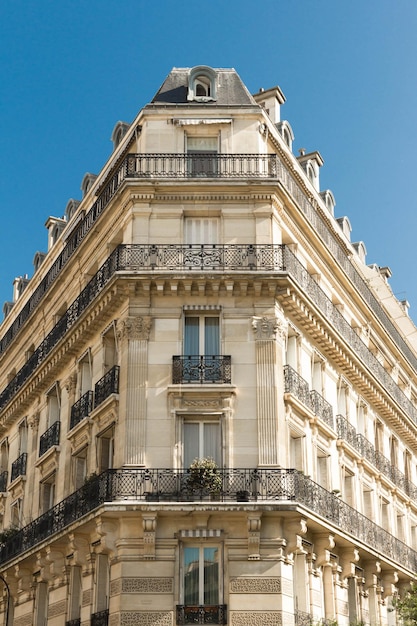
<box><xmin>188</xmin><ymin>66</ymin><xmax>217</xmax><ymax>102</ymax></box>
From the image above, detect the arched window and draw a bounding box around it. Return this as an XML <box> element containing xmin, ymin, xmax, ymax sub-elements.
<box><xmin>188</xmin><ymin>66</ymin><xmax>217</xmax><ymax>102</ymax></box>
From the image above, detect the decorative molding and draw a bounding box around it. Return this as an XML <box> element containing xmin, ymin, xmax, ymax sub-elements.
<box><xmin>119</xmin><ymin>611</ymin><xmax>173</xmax><ymax>626</ymax></box>
<box><xmin>252</xmin><ymin>316</ymin><xmax>278</xmax><ymax>341</ymax></box>
<box><xmin>142</xmin><ymin>514</ymin><xmax>157</xmax><ymax>560</ymax></box>
<box><xmin>111</xmin><ymin>577</ymin><xmax>173</xmax><ymax>594</ymax></box>
<box><xmin>231</xmin><ymin>612</ymin><xmax>282</xmax><ymax>626</ymax></box>
<box><xmin>230</xmin><ymin>577</ymin><xmax>281</xmax><ymax>593</ymax></box>
<box><xmin>13</xmin><ymin>615</ymin><xmax>33</xmax><ymax>626</ymax></box>
<box><xmin>48</xmin><ymin>599</ymin><xmax>66</xmax><ymax>617</ymax></box>
<box><xmin>116</xmin><ymin>316</ymin><xmax>152</xmax><ymax>342</ymax></box>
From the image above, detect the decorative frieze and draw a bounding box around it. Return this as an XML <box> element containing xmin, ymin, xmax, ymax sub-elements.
<box><xmin>13</xmin><ymin>615</ymin><xmax>33</xmax><ymax>626</ymax></box>
<box><xmin>230</xmin><ymin>577</ymin><xmax>281</xmax><ymax>593</ymax></box>
<box><xmin>231</xmin><ymin>611</ymin><xmax>282</xmax><ymax>626</ymax></box>
<box><xmin>111</xmin><ymin>577</ymin><xmax>173</xmax><ymax>595</ymax></box>
<box><xmin>48</xmin><ymin>599</ymin><xmax>66</xmax><ymax>617</ymax></box>
<box><xmin>116</xmin><ymin>611</ymin><xmax>172</xmax><ymax>626</ymax></box>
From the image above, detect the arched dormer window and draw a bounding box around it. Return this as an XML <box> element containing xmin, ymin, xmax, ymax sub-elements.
<box><xmin>65</xmin><ymin>199</ymin><xmax>81</xmax><ymax>222</ymax></box>
<box><xmin>81</xmin><ymin>173</ymin><xmax>98</xmax><ymax>198</ymax></box>
<box><xmin>276</xmin><ymin>121</ymin><xmax>294</xmax><ymax>152</ymax></box>
<box><xmin>111</xmin><ymin>121</ymin><xmax>130</xmax><ymax>151</ymax></box>
<box><xmin>319</xmin><ymin>190</ymin><xmax>336</xmax><ymax>216</ymax></box>
<box><xmin>188</xmin><ymin>66</ymin><xmax>217</xmax><ymax>102</ymax></box>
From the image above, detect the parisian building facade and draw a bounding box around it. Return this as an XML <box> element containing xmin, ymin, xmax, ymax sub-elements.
<box><xmin>0</xmin><ymin>66</ymin><xmax>416</xmax><ymax>625</ymax></box>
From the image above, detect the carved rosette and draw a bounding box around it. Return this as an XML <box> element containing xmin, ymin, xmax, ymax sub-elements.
<box><xmin>116</xmin><ymin>316</ymin><xmax>152</xmax><ymax>342</ymax></box>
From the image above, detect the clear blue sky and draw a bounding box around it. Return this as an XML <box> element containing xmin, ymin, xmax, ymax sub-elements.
<box><xmin>1</xmin><ymin>1</ymin><xmax>417</xmax><ymax>321</ymax></box>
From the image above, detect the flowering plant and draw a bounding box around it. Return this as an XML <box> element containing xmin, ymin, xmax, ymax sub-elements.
<box><xmin>187</xmin><ymin>457</ymin><xmax>222</xmax><ymax>494</ymax></box>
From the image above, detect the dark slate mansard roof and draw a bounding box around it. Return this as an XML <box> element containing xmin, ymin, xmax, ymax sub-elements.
<box><xmin>151</xmin><ymin>67</ymin><xmax>257</xmax><ymax>106</ymax></box>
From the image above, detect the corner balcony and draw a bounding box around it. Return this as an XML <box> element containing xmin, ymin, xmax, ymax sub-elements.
<box><xmin>1</xmin><ymin>468</ymin><xmax>416</xmax><ymax>574</ymax></box>
<box><xmin>172</xmin><ymin>356</ymin><xmax>232</xmax><ymax>384</ymax></box>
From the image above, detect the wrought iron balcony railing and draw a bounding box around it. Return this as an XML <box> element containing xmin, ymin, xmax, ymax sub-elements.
<box><xmin>70</xmin><ymin>390</ymin><xmax>93</xmax><ymax>430</ymax></box>
<box><xmin>172</xmin><ymin>356</ymin><xmax>232</xmax><ymax>384</ymax></box>
<box><xmin>91</xmin><ymin>610</ymin><xmax>109</xmax><ymax>626</ymax></box>
<box><xmin>1</xmin><ymin>467</ymin><xmax>416</xmax><ymax>574</ymax></box>
<box><xmin>66</xmin><ymin>619</ymin><xmax>81</xmax><ymax>626</ymax></box>
<box><xmin>94</xmin><ymin>366</ymin><xmax>120</xmax><ymax>409</ymax></box>
<box><xmin>176</xmin><ymin>604</ymin><xmax>227</xmax><ymax>625</ymax></box>
<box><xmin>126</xmin><ymin>152</ymin><xmax>277</xmax><ymax>179</ymax></box>
<box><xmin>39</xmin><ymin>420</ymin><xmax>60</xmax><ymax>456</ymax></box>
<box><xmin>336</xmin><ymin>415</ymin><xmax>417</xmax><ymax>499</ymax></box>
<box><xmin>10</xmin><ymin>453</ymin><xmax>27</xmax><ymax>482</ymax></box>
<box><xmin>116</xmin><ymin>243</ymin><xmax>284</xmax><ymax>271</ymax></box>
<box><xmin>284</xmin><ymin>365</ymin><xmax>334</xmax><ymax>428</ymax></box>
<box><xmin>0</xmin><ymin>471</ymin><xmax>7</xmax><ymax>493</ymax></box>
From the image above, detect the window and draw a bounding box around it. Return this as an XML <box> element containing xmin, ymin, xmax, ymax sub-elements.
<box><xmin>184</xmin><ymin>217</ymin><xmax>219</xmax><ymax>245</ymax></box>
<box><xmin>183</xmin><ymin>315</ymin><xmax>221</xmax><ymax>383</ymax></box>
<box><xmin>18</xmin><ymin>419</ymin><xmax>28</xmax><ymax>455</ymax></box>
<box><xmin>183</xmin><ymin>545</ymin><xmax>220</xmax><ymax>606</ymax></box>
<box><xmin>184</xmin><ymin>421</ymin><xmax>221</xmax><ymax>467</ymax></box>
<box><xmin>10</xmin><ymin>498</ymin><xmax>23</xmax><ymax>528</ymax></box>
<box><xmin>289</xmin><ymin>433</ymin><xmax>304</xmax><ymax>472</ymax></box>
<box><xmin>102</xmin><ymin>325</ymin><xmax>118</xmax><ymax>373</ymax></box>
<box><xmin>0</xmin><ymin>439</ymin><xmax>8</xmax><ymax>489</ymax></box>
<box><xmin>73</xmin><ymin>448</ymin><xmax>87</xmax><ymax>491</ymax></box>
<box><xmin>343</xmin><ymin>468</ymin><xmax>355</xmax><ymax>507</ymax></box>
<box><xmin>316</xmin><ymin>449</ymin><xmax>329</xmax><ymax>490</ymax></box>
<box><xmin>68</xmin><ymin>565</ymin><xmax>82</xmax><ymax>623</ymax></box>
<box><xmin>46</xmin><ymin>384</ymin><xmax>60</xmax><ymax>427</ymax></box>
<box><xmin>188</xmin><ymin>66</ymin><xmax>217</xmax><ymax>102</ymax></box>
<box><xmin>35</xmin><ymin>581</ymin><xmax>48</xmax><ymax>626</ymax></box>
<box><xmin>97</xmin><ymin>426</ymin><xmax>114</xmax><ymax>474</ymax></box>
<box><xmin>187</xmin><ymin>137</ymin><xmax>218</xmax><ymax>177</ymax></box>
<box><xmin>40</xmin><ymin>473</ymin><xmax>55</xmax><ymax>514</ymax></box>
<box><xmin>78</xmin><ymin>351</ymin><xmax>93</xmax><ymax>397</ymax></box>
<box><xmin>94</xmin><ymin>554</ymin><xmax>109</xmax><ymax>613</ymax></box>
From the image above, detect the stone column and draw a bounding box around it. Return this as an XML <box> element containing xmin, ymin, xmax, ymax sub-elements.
<box><xmin>116</xmin><ymin>316</ymin><xmax>151</xmax><ymax>466</ymax></box>
<box><xmin>252</xmin><ymin>315</ymin><xmax>287</xmax><ymax>466</ymax></box>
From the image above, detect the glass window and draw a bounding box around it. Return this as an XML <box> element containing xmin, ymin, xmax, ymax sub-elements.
<box><xmin>184</xmin><ymin>421</ymin><xmax>221</xmax><ymax>467</ymax></box>
<box><xmin>187</xmin><ymin>137</ymin><xmax>218</xmax><ymax>177</ymax></box>
<box><xmin>184</xmin><ymin>317</ymin><xmax>219</xmax><ymax>356</ymax></box>
<box><xmin>183</xmin><ymin>545</ymin><xmax>219</xmax><ymax>605</ymax></box>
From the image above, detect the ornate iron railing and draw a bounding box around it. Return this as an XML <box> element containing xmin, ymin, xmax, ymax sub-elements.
<box><xmin>126</xmin><ymin>153</ymin><xmax>277</xmax><ymax>178</ymax></box>
<box><xmin>116</xmin><ymin>243</ymin><xmax>284</xmax><ymax>271</ymax></box>
<box><xmin>176</xmin><ymin>605</ymin><xmax>227</xmax><ymax>625</ymax></box>
<box><xmin>70</xmin><ymin>390</ymin><xmax>93</xmax><ymax>430</ymax></box>
<box><xmin>295</xmin><ymin>610</ymin><xmax>313</xmax><ymax>626</ymax></box>
<box><xmin>66</xmin><ymin>619</ymin><xmax>81</xmax><ymax>626</ymax></box>
<box><xmin>94</xmin><ymin>366</ymin><xmax>119</xmax><ymax>408</ymax></box>
<box><xmin>284</xmin><ymin>366</ymin><xmax>334</xmax><ymax>428</ymax></box>
<box><xmin>91</xmin><ymin>610</ymin><xmax>109</xmax><ymax>626</ymax></box>
<box><xmin>310</xmin><ymin>390</ymin><xmax>334</xmax><ymax>429</ymax></box>
<box><xmin>10</xmin><ymin>453</ymin><xmax>27</xmax><ymax>482</ymax></box>
<box><xmin>336</xmin><ymin>415</ymin><xmax>417</xmax><ymax>499</ymax></box>
<box><xmin>0</xmin><ymin>471</ymin><xmax>7</xmax><ymax>493</ymax></box>
<box><xmin>172</xmin><ymin>356</ymin><xmax>232</xmax><ymax>384</ymax></box>
<box><xmin>284</xmin><ymin>365</ymin><xmax>311</xmax><ymax>408</ymax></box>
<box><xmin>39</xmin><ymin>420</ymin><xmax>60</xmax><ymax>456</ymax></box>
<box><xmin>1</xmin><ymin>468</ymin><xmax>416</xmax><ymax>573</ymax></box>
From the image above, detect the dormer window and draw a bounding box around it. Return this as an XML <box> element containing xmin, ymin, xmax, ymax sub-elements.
<box><xmin>188</xmin><ymin>66</ymin><xmax>217</xmax><ymax>102</ymax></box>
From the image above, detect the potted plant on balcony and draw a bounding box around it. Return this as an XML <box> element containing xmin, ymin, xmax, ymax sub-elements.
<box><xmin>186</xmin><ymin>458</ymin><xmax>223</xmax><ymax>499</ymax></box>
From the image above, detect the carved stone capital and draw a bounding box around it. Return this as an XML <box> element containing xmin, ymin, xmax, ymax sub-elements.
<box><xmin>27</xmin><ymin>413</ymin><xmax>40</xmax><ymax>431</ymax></box>
<box><xmin>64</xmin><ymin>373</ymin><xmax>77</xmax><ymax>395</ymax></box>
<box><xmin>252</xmin><ymin>316</ymin><xmax>278</xmax><ymax>341</ymax></box>
<box><xmin>116</xmin><ymin>316</ymin><xmax>152</xmax><ymax>342</ymax></box>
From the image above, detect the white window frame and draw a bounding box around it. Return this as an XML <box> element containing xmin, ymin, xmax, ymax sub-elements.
<box><xmin>181</xmin><ymin>542</ymin><xmax>223</xmax><ymax>606</ymax></box>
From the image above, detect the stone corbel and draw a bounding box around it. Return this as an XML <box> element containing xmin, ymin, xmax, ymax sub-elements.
<box><xmin>380</xmin><ymin>570</ymin><xmax>399</xmax><ymax>597</ymax></box>
<box><xmin>142</xmin><ymin>514</ymin><xmax>157</xmax><ymax>560</ymax></box>
<box><xmin>247</xmin><ymin>515</ymin><xmax>262</xmax><ymax>560</ymax></box>
<box><xmin>285</xmin><ymin>517</ymin><xmax>308</xmax><ymax>556</ymax></box>
<box><xmin>66</xmin><ymin>533</ymin><xmax>90</xmax><ymax>568</ymax></box>
<box><xmin>340</xmin><ymin>548</ymin><xmax>360</xmax><ymax>580</ymax></box>
<box><xmin>45</xmin><ymin>547</ymin><xmax>66</xmax><ymax>587</ymax></box>
<box><xmin>13</xmin><ymin>564</ymin><xmax>32</xmax><ymax>597</ymax></box>
<box><xmin>33</xmin><ymin>551</ymin><xmax>53</xmax><ymax>582</ymax></box>
<box><xmin>92</xmin><ymin>517</ymin><xmax>118</xmax><ymax>556</ymax></box>
<box><xmin>314</xmin><ymin>533</ymin><xmax>336</xmax><ymax>568</ymax></box>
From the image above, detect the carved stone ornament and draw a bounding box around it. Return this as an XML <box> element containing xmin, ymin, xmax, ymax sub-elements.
<box><xmin>117</xmin><ymin>316</ymin><xmax>152</xmax><ymax>342</ymax></box>
<box><xmin>252</xmin><ymin>316</ymin><xmax>279</xmax><ymax>341</ymax></box>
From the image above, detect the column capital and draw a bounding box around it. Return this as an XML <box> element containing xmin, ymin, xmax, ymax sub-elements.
<box><xmin>252</xmin><ymin>315</ymin><xmax>286</xmax><ymax>341</ymax></box>
<box><xmin>116</xmin><ymin>315</ymin><xmax>152</xmax><ymax>342</ymax></box>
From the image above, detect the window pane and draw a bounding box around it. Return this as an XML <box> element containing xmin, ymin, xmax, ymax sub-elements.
<box><xmin>184</xmin><ymin>547</ymin><xmax>200</xmax><ymax>605</ymax></box>
<box><xmin>203</xmin><ymin>423</ymin><xmax>220</xmax><ymax>465</ymax></box>
<box><xmin>184</xmin><ymin>317</ymin><xmax>199</xmax><ymax>355</ymax></box>
<box><xmin>203</xmin><ymin>547</ymin><xmax>219</xmax><ymax>605</ymax></box>
<box><xmin>204</xmin><ymin>317</ymin><xmax>219</xmax><ymax>355</ymax></box>
<box><xmin>184</xmin><ymin>423</ymin><xmax>199</xmax><ymax>467</ymax></box>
